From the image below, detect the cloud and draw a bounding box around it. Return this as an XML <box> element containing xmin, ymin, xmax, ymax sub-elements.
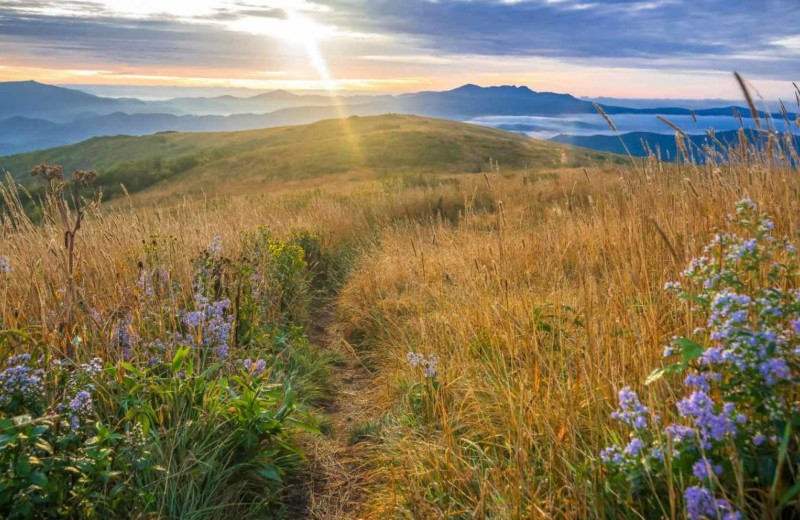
<box><xmin>0</xmin><ymin>0</ymin><xmax>798</xmax><ymax>93</ymax></box>
<box><xmin>312</xmin><ymin>0</ymin><xmax>800</xmax><ymax>78</ymax></box>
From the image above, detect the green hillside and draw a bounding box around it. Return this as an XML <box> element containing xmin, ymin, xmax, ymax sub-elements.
<box><xmin>0</xmin><ymin>114</ymin><xmax>613</xmax><ymax>199</ymax></box>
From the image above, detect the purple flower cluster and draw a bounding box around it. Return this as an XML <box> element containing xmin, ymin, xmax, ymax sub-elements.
<box><xmin>67</xmin><ymin>390</ymin><xmax>93</xmax><ymax>431</ymax></box>
<box><xmin>676</xmin><ymin>392</ymin><xmax>744</xmax><ymax>447</ymax></box>
<box><xmin>684</xmin><ymin>486</ymin><xmax>740</xmax><ymax>520</ymax></box>
<box><xmin>209</xmin><ymin>235</ymin><xmax>223</xmax><ymax>255</ymax></box>
<box><xmin>407</xmin><ymin>351</ymin><xmax>437</xmax><ymax>378</ymax></box>
<box><xmin>610</xmin><ymin>386</ymin><xmax>653</xmax><ymax>429</ymax></box>
<box><xmin>183</xmin><ymin>293</ymin><xmax>233</xmax><ymax>359</ymax></box>
<box><xmin>112</xmin><ymin>314</ymin><xmax>135</xmax><ymax>360</ymax></box>
<box><xmin>0</xmin><ymin>354</ymin><xmax>44</xmax><ymax>412</ymax></box>
<box><xmin>242</xmin><ymin>358</ymin><xmax>268</xmax><ymax>377</ymax></box>
<box><xmin>0</xmin><ymin>257</ymin><xmax>11</xmax><ymax>274</ymax></box>
<box><xmin>600</xmin><ymin>200</ymin><xmax>800</xmax><ymax>518</ymax></box>
<box><xmin>692</xmin><ymin>458</ymin><xmax>723</xmax><ymax>481</ymax></box>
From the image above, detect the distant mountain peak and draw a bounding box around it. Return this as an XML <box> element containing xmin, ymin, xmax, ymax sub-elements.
<box><xmin>450</xmin><ymin>84</ymin><xmax>537</xmax><ymax>95</ymax></box>
<box><xmin>452</xmin><ymin>83</ymin><xmax>482</xmax><ymax>91</ymax></box>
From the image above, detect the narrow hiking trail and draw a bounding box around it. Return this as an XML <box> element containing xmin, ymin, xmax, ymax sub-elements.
<box><xmin>290</xmin><ymin>303</ymin><xmax>381</xmax><ymax>519</ymax></box>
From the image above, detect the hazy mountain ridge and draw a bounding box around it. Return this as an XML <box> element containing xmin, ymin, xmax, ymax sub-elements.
<box><xmin>0</xmin><ymin>80</ymin><xmax>795</xmax><ymax>156</ymax></box>
<box><xmin>550</xmin><ymin>129</ymin><xmax>800</xmax><ymax>160</ymax></box>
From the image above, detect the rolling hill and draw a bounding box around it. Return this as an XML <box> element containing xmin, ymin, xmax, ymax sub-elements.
<box><xmin>0</xmin><ymin>114</ymin><xmax>614</xmax><ymax>199</ymax></box>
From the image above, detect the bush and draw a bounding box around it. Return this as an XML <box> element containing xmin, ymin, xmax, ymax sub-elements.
<box><xmin>0</xmin><ymin>221</ymin><xmax>339</xmax><ymax>518</ymax></box>
<box><xmin>600</xmin><ymin>199</ymin><xmax>800</xmax><ymax>519</ymax></box>
<box><xmin>0</xmin><ymin>355</ymin><xmax>157</xmax><ymax>518</ymax></box>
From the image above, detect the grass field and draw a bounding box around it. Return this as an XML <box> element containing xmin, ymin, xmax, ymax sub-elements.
<box><xmin>1</xmin><ymin>106</ymin><xmax>799</xmax><ymax>518</ymax></box>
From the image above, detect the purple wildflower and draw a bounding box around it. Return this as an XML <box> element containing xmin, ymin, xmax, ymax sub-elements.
<box><xmin>684</xmin><ymin>486</ymin><xmax>739</xmax><ymax>520</ymax></box>
<box><xmin>692</xmin><ymin>459</ymin><xmax>723</xmax><ymax>480</ymax></box>
<box><xmin>610</xmin><ymin>387</ymin><xmax>653</xmax><ymax>430</ymax></box>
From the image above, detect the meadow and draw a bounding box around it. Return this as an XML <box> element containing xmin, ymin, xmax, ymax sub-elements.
<box><xmin>1</xmin><ymin>104</ymin><xmax>799</xmax><ymax>519</ymax></box>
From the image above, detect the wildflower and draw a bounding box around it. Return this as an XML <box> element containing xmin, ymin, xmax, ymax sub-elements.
<box><xmin>0</xmin><ymin>257</ymin><xmax>11</xmax><ymax>274</ymax></box>
<box><xmin>684</xmin><ymin>486</ymin><xmax>740</xmax><ymax>520</ymax></box>
<box><xmin>112</xmin><ymin>314</ymin><xmax>135</xmax><ymax>360</ymax></box>
<box><xmin>0</xmin><ymin>355</ymin><xmax>45</xmax><ymax>413</ymax></box>
<box><xmin>623</xmin><ymin>437</ymin><xmax>644</xmax><ymax>457</ymax></box>
<box><xmin>664</xmin><ymin>281</ymin><xmax>681</xmax><ymax>291</ymax></box>
<box><xmin>600</xmin><ymin>200</ymin><xmax>800</xmax><ymax>516</ymax></box>
<box><xmin>407</xmin><ymin>351</ymin><xmax>437</xmax><ymax>378</ymax></box>
<box><xmin>649</xmin><ymin>447</ymin><xmax>664</xmax><ymax>462</ymax></box>
<box><xmin>252</xmin><ymin>359</ymin><xmax>267</xmax><ymax>376</ymax></box>
<box><xmin>70</xmin><ymin>390</ymin><xmax>92</xmax><ymax>414</ymax></box>
<box><xmin>126</xmin><ymin>422</ymin><xmax>146</xmax><ymax>452</ymax></box>
<box><xmin>209</xmin><ymin>235</ymin><xmax>223</xmax><ymax>255</ymax></box>
<box><xmin>677</xmin><ymin>392</ymin><xmax>739</xmax><ymax>444</ymax></box>
<box><xmin>242</xmin><ymin>358</ymin><xmax>268</xmax><ymax>377</ymax></box>
<box><xmin>66</xmin><ymin>388</ymin><xmax>94</xmax><ymax>431</ymax></box>
<box><xmin>600</xmin><ymin>445</ymin><xmax>623</xmax><ymax>465</ymax></box>
<box><xmin>757</xmin><ymin>357</ymin><xmax>790</xmax><ymax>385</ymax></box>
<box><xmin>610</xmin><ymin>387</ymin><xmax>653</xmax><ymax>430</ymax></box>
<box><xmin>423</xmin><ymin>354</ymin><xmax>437</xmax><ymax>378</ymax></box>
<box><xmin>692</xmin><ymin>459</ymin><xmax>723</xmax><ymax>480</ymax></box>
<box><xmin>665</xmin><ymin>424</ymin><xmax>695</xmax><ymax>444</ymax></box>
<box><xmin>182</xmin><ymin>294</ymin><xmax>233</xmax><ymax>359</ymax></box>
<box><xmin>73</xmin><ymin>169</ymin><xmax>97</xmax><ymax>186</ymax></box>
<box><xmin>735</xmin><ymin>198</ymin><xmax>756</xmax><ymax>213</ymax></box>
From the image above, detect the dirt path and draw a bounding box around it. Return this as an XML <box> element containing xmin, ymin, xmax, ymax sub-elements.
<box><xmin>287</xmin><ymin>303</ymin><xmax>379</xmax><ymax>519</ymax></box>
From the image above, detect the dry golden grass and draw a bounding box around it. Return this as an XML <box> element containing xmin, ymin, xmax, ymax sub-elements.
<box><xmin>336</xmin><ymin>161</ymin><xmax>800</xmax><ymax>518</ymax></box>
<box><xmin>1</xmin><ymin>119</ymin><xmax>799</xmax><ymax>518</ymax></box>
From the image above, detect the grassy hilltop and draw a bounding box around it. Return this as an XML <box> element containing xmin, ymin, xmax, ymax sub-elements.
<box><xmin>0</xmin><ymin>114</ymin><xmax>612</xmax><ymax>200</ymax></box>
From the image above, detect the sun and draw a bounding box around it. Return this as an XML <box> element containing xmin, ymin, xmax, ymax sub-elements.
<box><xmin>228</xmin><ymin>9</ymin><xmax>335</xmax><ymax>91</ymax></box>
<box><xmin>283</xmin><ymin>10</ymin><xmax>335</xmax><ymax>91</ymax></box>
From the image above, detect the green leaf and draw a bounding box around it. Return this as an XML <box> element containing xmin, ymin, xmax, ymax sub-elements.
<box><xmin>172</xmin><ymin>347</ymin><xmax>189</xmax><ymax>372</ymax></box>
<box><xmin>645</xmin><ymin>367</ymin><xmax>667</xmax><ymax>385</ymax></box>
<box><xmin>288</xmin><ymin>417</ymin><xmax>320</xmax><ymax>434</ymax></box>
<box><xmin>772</xmin><ymin>421</ymin><xmax>793</xmax><ymax>499</ymax></box>
<box><xmin>674</xmin><ymin>338</ymin><xmax>704</xmax><ymax>363</ymax></box>
<box><xmin>678</xmin><ymin>294</ymin><xmax>709</xmax><ymax>305</ymax></box>
<box><xmin>779</xmin><ymin>480</ymin><xmax>800</xmax><ymax>510</ymax></box>
<box><xmin>0</xmin><ymin>433</ymin><xmax>18</xmax><ymax>448</ymax></box>
<box><xmin>29</xmin><ymin>472</ymin><xmax>48</xmax><ymax>488</ymax></box>
<box><xmin>645</xmin><ymin>363</ymin><xmax>686</xmax><ymax>385</ymax></box>
<box><xmin>258</xmin><ymin>466</ymin><xmax>282</xmax><ymax>482</ymax></box>
<box><xmin>121</xmin><ymin>362</ymin><xmax>143</xmax><ymax>377</ymax></box>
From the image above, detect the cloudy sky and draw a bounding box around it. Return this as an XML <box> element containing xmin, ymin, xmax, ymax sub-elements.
<box><xmin>1</xmin><ymin>0</ymin><xmax>799</xmax><ymax>98</ymax></box>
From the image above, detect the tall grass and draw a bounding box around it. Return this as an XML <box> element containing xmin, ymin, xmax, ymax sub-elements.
<box><xmin>1</xmin><ymin>81</ymin><xmax>799</xmax><ymax>517</ymax></box>
<box><xmin>335</xmin><ymin>102</ymin><xmax>800</xmax><ymax>517</ymax></box>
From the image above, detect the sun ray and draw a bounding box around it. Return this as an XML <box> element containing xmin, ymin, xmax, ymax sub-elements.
<box><xmin>283</xmin><ymin>9</ymin><xmax>364</xmax><ymax>164</ymax></box>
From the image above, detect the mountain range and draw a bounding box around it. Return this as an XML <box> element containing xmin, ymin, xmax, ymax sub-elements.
<box><xmin>551</xmin><ymin>129</ymin><xmax>800</xmax><ymax>162</ymax></box>
<box><xmin>0</xmin><ymin>80</ymin><xmax>795</xmax><ymax>157</ymax></box>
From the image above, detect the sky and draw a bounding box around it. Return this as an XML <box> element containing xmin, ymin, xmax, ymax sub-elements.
<box><xmin>1</xmin><ymin>0</ymin><xmax>799</xmax><ymax>99</ymax></box>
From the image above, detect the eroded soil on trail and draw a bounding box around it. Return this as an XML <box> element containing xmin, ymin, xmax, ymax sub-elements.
<box><xmin>285</xmin><ymin>305</ymin><xmax>380</xmax><ymax>519</ymax></box>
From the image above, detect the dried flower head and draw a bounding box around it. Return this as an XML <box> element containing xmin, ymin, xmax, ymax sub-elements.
<box><xmin>73</xmin><ymin>169</ymin><xmax>97</xmax><ymax>186</ymax></box>
<box><xmin>30</xmin><ymin>163</ymin><xmax>63</xmax><ymax>181</ymax></box>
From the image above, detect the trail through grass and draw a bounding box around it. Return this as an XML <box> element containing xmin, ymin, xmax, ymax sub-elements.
<box><xmin>274</xmin><ymin>296</ymin><xmax>380</xmax><ymax>519</ymax></box>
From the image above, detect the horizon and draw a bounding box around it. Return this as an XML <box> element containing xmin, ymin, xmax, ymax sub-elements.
<box><xmin>1</xmin><ymin>1</ymin><xmax>798</xmax><ymax>99</ymax></box>
<box><xmin>1</xmin><ymin>79</ymin><xmax>784</xmax><ymax>107</ymax></box>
